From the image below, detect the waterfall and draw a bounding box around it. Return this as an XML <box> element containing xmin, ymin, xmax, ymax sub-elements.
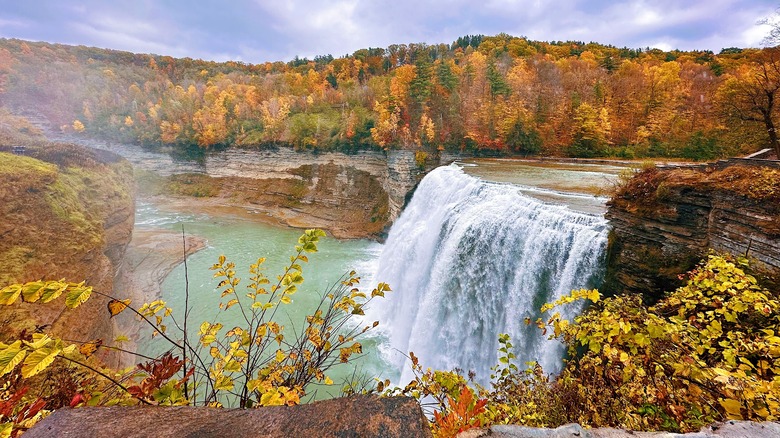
<box><xmin>368</xmin><ymin>165</ymin><xmax>609</xmax><ymax>385</ymax></box>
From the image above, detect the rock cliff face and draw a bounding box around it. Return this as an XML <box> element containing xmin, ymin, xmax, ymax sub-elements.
<box><xmin>205</xmin><ymin>148</ymin><xmax>425</xmax><ymax>229</ymax></box>
<box><xmin>604</xmin><ymin>160</ymin><xmax>780</xmax><ymax>301</ymax></box>
<box><xmin>0</xmin><ymin>144</ymin><xmax>135</xmax><ymax>365</ymax></box>
<box><xmin>99</xmin><ymin>142</ymin><xmax>456</xmax><ymax>238</ymax></box>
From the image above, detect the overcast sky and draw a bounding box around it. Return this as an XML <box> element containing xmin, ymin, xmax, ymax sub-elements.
<box><xmin>0</xmin><ymin>1</ymin><xmax>778</xmax><ymax>63</ymax></box>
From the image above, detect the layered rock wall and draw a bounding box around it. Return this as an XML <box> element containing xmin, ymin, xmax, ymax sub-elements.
<box><xmin>204</xmin><ymin>148</ymin><xmax>425</xmax><ymax>223</ymax></box>
<box><xmin>94</xmin><ymin>142</ymin><xmax>457</xmax><ymax>238</ymax></box>
<box><xmin>604</xmin><ymin>161</ymin><xmax>780</xmax><ymax>300</ymax></box>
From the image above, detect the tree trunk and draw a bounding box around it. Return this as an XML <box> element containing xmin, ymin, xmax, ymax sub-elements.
<box><xmin>762</xmin><ymin>89</ymin><xmax>780</xmax><ymax>158</ymax></box>
<box><xmin>767</xmin><ymin>115</ymin><xmax>780</xmax><ymax>158</ymax></box>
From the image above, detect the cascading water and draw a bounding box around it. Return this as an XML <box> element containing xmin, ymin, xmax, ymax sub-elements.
<box><xmin>368</xmin><ymin>164</ymin><xmax>610</xmax><ymax>384</ymax></box>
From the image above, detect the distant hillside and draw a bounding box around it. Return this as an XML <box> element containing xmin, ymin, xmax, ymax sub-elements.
<box><xmin>0</xmin><ymin>35</ymin><xmax>776</xmax><ymax>159</ymax></box>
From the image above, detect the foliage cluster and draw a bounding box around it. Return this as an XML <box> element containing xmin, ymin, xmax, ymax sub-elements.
<box><xmin>0</xmin><ymin>230</ymin><xmax>388</xmax><ymax>437</ymax></box>
<box><xmin>1</xmin><ymin>35</ymin><xmax>777</xmax><ymax>159</ymax></box>
<box><xmin>393</xmin><ymin>254</ymin><xmax>779</xmax><ymax>436</ymax></box>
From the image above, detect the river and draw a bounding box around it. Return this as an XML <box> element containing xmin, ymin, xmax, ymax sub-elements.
<box><xmin>134</xmin><ymin>158</ymin><xmax>622</xmax><ymax>395</ymax></box>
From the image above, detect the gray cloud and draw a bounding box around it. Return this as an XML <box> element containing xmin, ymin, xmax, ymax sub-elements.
<box><xmin>0</xmin><ymin>0</ymin><xmax>776</xmax><ymax>63</ymax></box>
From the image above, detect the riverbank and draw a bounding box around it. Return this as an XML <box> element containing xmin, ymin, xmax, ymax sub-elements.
<box><xmin>112</xmin><ymin>227</ymin><xmax>207</xmax><ymax>366</ymax></box>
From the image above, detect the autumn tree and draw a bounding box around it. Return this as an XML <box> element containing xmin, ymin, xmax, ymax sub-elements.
<box><xmin>717</xmin><ymin>48</ymin><xmax>780</xmax><ymax>157</ymax></box>
<box><xmin>569</xmin><ymin>103</ymin><xmax>611</xmax><ymax>157</ymax></box>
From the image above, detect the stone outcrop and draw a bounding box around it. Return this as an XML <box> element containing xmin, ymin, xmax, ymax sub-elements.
<box><xmin>604</xmin><ymin>160</ymin><xmax>780</xmax><ymax>300</ymax></box>
<box><xmin>207</xmin><ymin>148</ymin><xmax>420</xmax><ymax>223</ymax></box>
<box><xmin>84</xmin><ymin>141</ymin><xmax>457</xmax><ymax>238</ymax></box>
<box><xmin>26</xmin><ymin>395</ymin><xmax>432</xmax><ymax>438</ymax></box>
<box><xmin>0</xmin><ymin>144</ymin><xmax>135</xmax><ymax>366</ymax></box>
<box><xmin>459</xmin><ymin>421</ymin><xmax>780</xmax><ymax>437</ymax></box>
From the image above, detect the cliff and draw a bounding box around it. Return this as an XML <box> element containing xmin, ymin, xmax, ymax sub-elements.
<box><xmin>102</xmin><ymin>141</ymin><xmax>455</xmax><ymax>239</ymax></box>
<box><xmin>604</xmin><ymin>160</ymin><xmax>780</xmax><ymax>301</ymax></box>
<box><xmin>0</xmin><ymin>143</ymin><xmax>135</xmax><ymax>364</ymax></box>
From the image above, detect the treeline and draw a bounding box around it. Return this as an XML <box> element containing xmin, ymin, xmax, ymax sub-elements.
<box><xmin>0</xmin><ymin>34</ymin><xmax>777</xmax><ymax>159</ymax></box>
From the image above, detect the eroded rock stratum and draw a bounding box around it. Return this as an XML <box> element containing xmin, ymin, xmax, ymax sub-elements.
<box><xmin>604</xmin><ymin>159</ymin><xmax>780</xmax><ymax>301</ymax></box>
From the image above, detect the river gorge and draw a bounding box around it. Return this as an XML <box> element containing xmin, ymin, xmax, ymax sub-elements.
<box><xmin>113</xmin><ymin>145</ymin><xmax>622</xmax><ymax>389</ymax></box>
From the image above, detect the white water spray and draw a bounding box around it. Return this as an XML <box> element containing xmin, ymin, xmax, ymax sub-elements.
<box><xmin>369</xmin><ymin>165</ymin><xmax>609</xmax><ymax>384</ymax></box>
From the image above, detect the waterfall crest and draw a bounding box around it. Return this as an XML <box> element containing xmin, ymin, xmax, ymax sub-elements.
<box><xmin>369</xmin><ymin>165</ymin><xmax>609</xmax><ymax>384</ymax></box>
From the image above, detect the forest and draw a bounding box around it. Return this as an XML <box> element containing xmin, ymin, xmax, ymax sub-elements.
<box><xmin>1</xmin><ymin>32</ymin><xmax>780</xmax><ymax>438</ymax></box>
<box><xmin>1</xmin><ymin>34</ymin><xmax>779</xmax><ymax>160</ymax></box>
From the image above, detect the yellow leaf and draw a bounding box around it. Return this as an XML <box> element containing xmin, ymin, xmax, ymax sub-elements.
<box><xmin>0</xmin><ymin>423</ymin><xmax>12</xmax><ymax>438</ymax></box>
<box><xmin>214</xmin><ymin>375</ymin><xmax>234</xmax><ymax>391</ymax></box>
<box><xmin>65</xmin><ymin>285</ymin><xmax>93</xmax><ymax>308</ymax></box>
<box><xmin>22</xmin><ymin>343</ymin><xmax>62</xmax><ymax>378</ymax></box>
<box><xmin>284</xmin><ymin>389</ymin><xmax>300</xmax><ymax>406</ymax></box>
<box><xmin>25</xmin><ymin>334</ymin><xmax>52</xmax><ymax>350</ymax></box>
<box><xmin>79</xmin><ymin>340</ymin><xmax>103</xmax><ymax>359</ymax></box>
<box><xmin>107</xmin><ymin>299</ymin><xmax>131</xmax><ymax>317</ymax></box>
<box><xmin>0</xmin><ymin>284</ymin><xmax>23</xmax><ymax>305</ymax></box>
<box><xmin>324</xmin><ymin>376</ymin><xmax>333</xmax><ymax>385</ymax></box>
<box><xmin>21</xmin><ymin>281</ymin><xmax>47</xmax><ymax>302</ymax></box>
<box><xmin>39</xmin><ymin>281</ymin><xmax>69</xmax><ymax>303</ymax></box>
<box><xmin>720</xmin><ymin>398</ymin><xmax>743</xmax><ymax>419</ymax></box>
<box><xmin>224</xmin><ymin>360</ymin><xmax>242</xmax><ymax>373</ymax></box>
<box><xmin>0</xmin><ymin>341</ymin><xmax>26</xmax><ymax>376</ymax></box>
<box><xmin>260</xmin><ymin>390</ymin><xmax>283</xmax><ymax>406</ymax></box>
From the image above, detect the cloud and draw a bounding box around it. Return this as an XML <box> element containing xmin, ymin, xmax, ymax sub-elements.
<box><xmin>0</xmin><ymin>0</ymin><xmax>777</xmax><ymax>62</ymax></box>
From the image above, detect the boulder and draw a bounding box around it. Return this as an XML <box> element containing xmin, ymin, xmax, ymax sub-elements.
<box><xmin>25</xmin><ymin>395</ymin><xmax>432</xmax><ymax>438</ymax></box>
<box><xmin>458</xmin><ymin>421</ymin><xmax>780</xmax><ymax>438</ymax></box>
<box><xmin>459</xmin><ymin>421</ymin><xmax>780</xmax><ymax>438</ymax></box>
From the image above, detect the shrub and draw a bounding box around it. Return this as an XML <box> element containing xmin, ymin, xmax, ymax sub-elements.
<box><xmin>0</xmin><ymin>229</ymin><xmax>389</xmax><ymax>435</ymax></box>
<box><xmin>396</xmin><ymin>254</ymin><xmax>779</xmax><ymax>436</ymax></box>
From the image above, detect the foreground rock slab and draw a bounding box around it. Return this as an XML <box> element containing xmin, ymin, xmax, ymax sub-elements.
<box><xmin>26</xmin><ymin>395</ymin><xmax>431</xmax><ymax>438</ymax></box>
<box><xmin>459</xmin><ymin>421</ymin><xmax>780</xmax><ymax>438</ymax></box>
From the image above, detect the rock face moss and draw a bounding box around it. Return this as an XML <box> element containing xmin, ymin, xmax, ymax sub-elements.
<box><xmin>604</xmin><ymin>161</ymin><xmax>780</xmax><ymax>302</ymax></box>
<box><xmin>0</xmin><ymin>145</ymin><xmax>134</xmax><ymax>364</ymax></box>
